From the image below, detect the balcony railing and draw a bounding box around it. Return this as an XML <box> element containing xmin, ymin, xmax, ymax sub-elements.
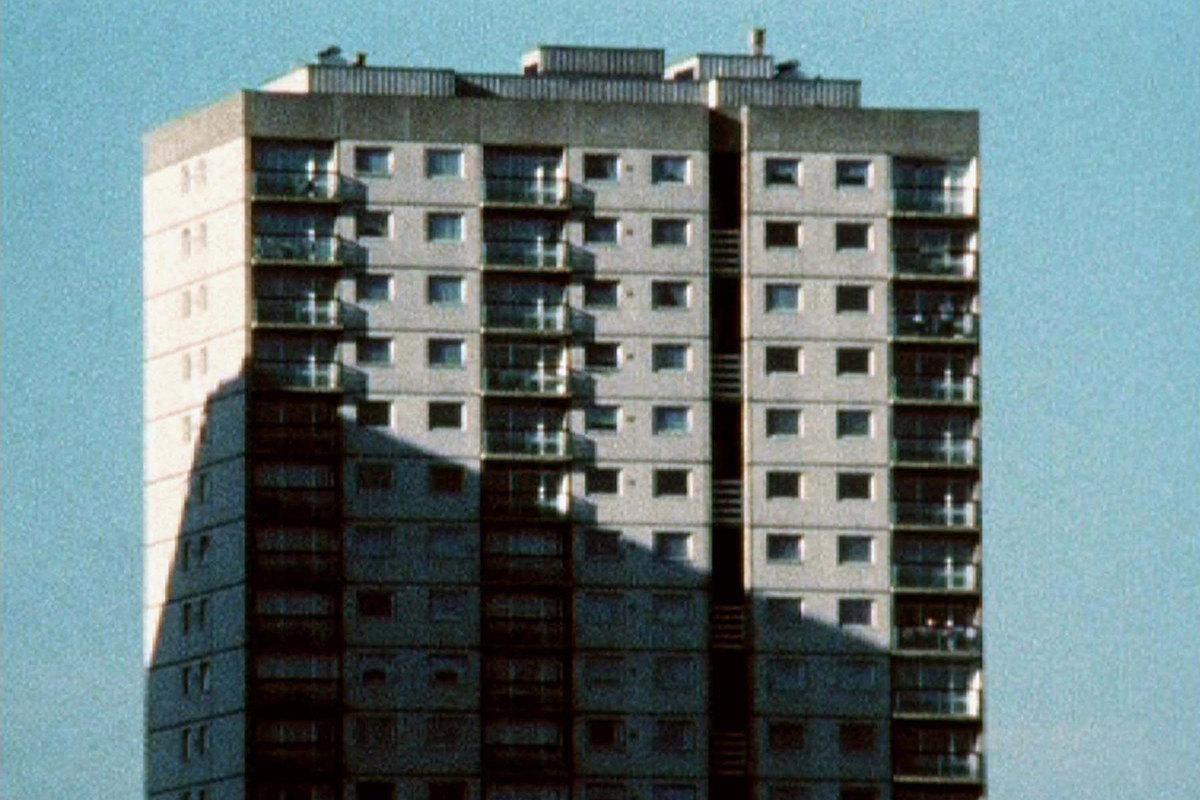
<box><xmin>483</xmin><ymin>744</ymin><xmax>567</xmax><ymax>771</ymax></box>
<box><xmin>893</xmin><ymin>689</ymin><xmax>982</xmax><ymax>718</ymax></box>
<box><xmin>483</xmin><ymin>555</ymin><xmax>568</xmax><ymax>584</ymax></box>
<box><xmin>255</xmin><ymin>298</ymin><xmax>340</xmax><ymax>327</ymax></box>
<box><xmin>894</xmin><ymin>563</ymin><xmax>980</xmax><ymax>591</ymax></box>
<box><xmin>894</xmin><ymin>751</ymin><xmax>984</xmax><ymax>780</ymax></box>
<box><xmin>893</xmin><ymin>251</ymin><xmax>977</xmax><ymax>280</ymax></box>
<box><xmin>892</xmin><ymin>312</ymin><xmax>979</xmax><ymax>341</ymax></box>
<box><xmin>253</xmin><ymin>552</ymin><xmax>341</xmax><ymax>583</ymax></box>
<box><xmin>893</xmin><ymin>187</ymin><xmax>977</xmax><ymax>217</ymax></box>
<box><xmin>482</xmin><ymin>302</ymin><xmax>568</xmax><ymax>333</ymax></box>
<box><xmin>252</xmin><ymin>170</ymin><xmax>339</xmax><ymax>201</ymax></box>
<box><xmin>483</xmin><ymin>239</ymin><xmax>569</xmax><ymax>271</ymax></box>
<box><xmin>252</xmin><ymin>488</ymin><xmax>338</xmax><ymax>520</ymax></box>
<box><xmin>252</xmin><ymin>234</ymin><xmax>341</xmax><ymax>265</ymax></box>
<box><xmin>254</xmin><ymin>359</ymin><xmax>341</xmax><ymax>391</ymax></box>
<box><xmin>483</xmin><ymin>429</ymin><xmax>569</xmax><ymax>458</ymax></box>
<box><xmin>482</xmin><ymin>619</ymin><xmax>566</xmax><ymax>647</ymax></box>
<box><xmin>893</xmin><ymin>501</ymin><xmax>979</xmax><ymax>528</ymax></box>
<box><xmin>483</xmin><ymin>176</ymin><xmax>569</xmax><ymax>207</ymax></box>
<box><xmin>484</xmin><ymin>682</ymin><xmax>567</xmax><ymax>711</ymax></box>
<box><xmin>893</xmin><ymin>376</ymin><xmax>978</xmax><ymax>403</ymax></box>
<box><xmin>893</xmin><ymin>437</ymin><xmax>980</xmax><ymax>466</ymax></box>
<box><xmin>481</xmin><ymin>491</ymin><xmax>570</xmax><ymax>519</ymax></box>
<box><xmin>482</xmin><ymin>367</ymin><xmax>569</xmax><ymax>396</ymax></box>
<box><xmin>253</xmin><ymin>678</ymin><xmax>340</xmax><ymax>707</ymax></box>
<box><xmin>894</xmin><ymin>625</ymin><xmax>982</xmax><ymax>653</ymax></box>
<box><xmin>251</xmin><ymin>424</ymin><xmax>339</xmax><ymax>455</ymax></box>
<box><xmin>251</xmin><ymin>615</ymin><xmax>338</xmax><ymax>648</ymax></box>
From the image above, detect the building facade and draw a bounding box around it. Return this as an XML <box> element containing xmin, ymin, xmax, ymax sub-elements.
<box><xmin>144</xmin><ymin>39</ymin><xmax>983</xmax><ymax>800</ymax></box>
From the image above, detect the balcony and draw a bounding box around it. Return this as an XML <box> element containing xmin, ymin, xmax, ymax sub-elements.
<box><xmin>483</xmin><ymin>176</ymin><xmax>570</xmax><ymax>208</ymax></box>
<box><xmin>482</xmin><ymin>302</ymin><xmax>569</xmax><ymax>334</ymax></box>
<box><xmin>253</xmin><ymin>678</ymin><xmax>340</xmax><ymax>708</ymax></box>
<box><xmin>252</xmin><ymin>488</ymin><xmax>338</xmax><ymax>520</ymax></box>
<box><xmin>482</xmin><ymin>491</ymin><xmax>570</xmax><ymax>519</ymax></box>
<box><xmin>252</xmin><ymin>170</ymin><xmax>339</xmax><ymax>202</ymax></box>
<box><xmin>483</xmin><ymin>429</ymin><xmax>570</xmax><ymax>460</ymax></box>
<box><xmin>892</xmin><ymin>312</ymin><xmax>979</xmax><ymax>342</ymax></box>
<box><xmin>483</xmin><ymin>239</ymin><xmax>569</xmax><ymax>271</ymax></box>
<box><xmin>893</xmin><ymin>689</ymin><xmax>982</xmax><ymax>719</ymax></box>
<box><xmin>894</xmin><ymin>751</ymin><xmax>984</xmax><ymax>781</ymax></box>
<box><xmin>894</xmin><ymin>562</ymin><xmax>980</xmax><ymax>592</ymax></box>
<box><xmin>894</xmin><ymin>624</ymin><xmax>982</xmax><ymax>654</ymax></box>
<box><xmin>253</xmin><ymin>359</ymin><xmax>341</xmax><ymax>392</ymax></box>
<box><xmin>251</xmin><ymin>615</ymin><xmax>338</xmax><ymax>648</ymax></box>
<box><xmin>893</xmin><ymin>376</ymin><xmax>978</xmax><ymax>404</ymax></box>
<box><xmin>893</xmin><ymin>251</ymin><xmax>977</xmax><ymax>280</ymax></box>
<box><xmin>483</xmin><ymin>554</ymin><xmax>568</xmax><ymax>584</ymax></box>
<box><xmin>483</xmin><ymin>743</ymin><xmax>568</xmax><ymax>773</ymax></box>
<box><xmin>482</xmin><ymin>619</ymin><xmax>567</xmax><ymax>648</ymax></box>
<box><xmin>892</xmin><ymin>186</ymin><xmax>978</xmax><ymax>217</ymax></box>
<box><xmin>251</xmin><ymin>424</ymin><xmax>339</xmax><ymax>455</ymax></box>
<box><xmin>482</xmin><ymin>367</ymin><xmax>570</xmax><ymax>397</ymax></box>
<box><xmin>892</xmin><ymin>500</ymin><xmax>979</xmax><ymax>528</ymax></box>
<box><xmin>254</xmin><ymin>552</ymin><xmax>341</xmax><ymax>584</ymax></box>
<box><xmin>252</xmin><ymin>234</ymin><xmax>341</xmax><ymax>266</ymax></box>
<box><xmin>893</xmin><ymin>437</ymin><xmax>980</xmax><ymax>467</ymax></box>
<box><xmin>254</xmin><ymin>297</ymin><xmax>341</xmax><ymax>328</ymax></box>
<box><xmin>484</xmin><ymin>683</ymin><xmax>567</xmax><ymax>712</ymax></box>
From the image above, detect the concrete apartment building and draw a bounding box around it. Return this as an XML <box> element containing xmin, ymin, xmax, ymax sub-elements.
<box><xmin>143</xmin><ymin>34</ymin><xmax>983</xmax><ymax>800</ymax></box>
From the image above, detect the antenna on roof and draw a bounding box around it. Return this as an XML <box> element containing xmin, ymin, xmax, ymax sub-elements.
<box><xmin>750</xmin><ymin>28</ymin><xmax>766</xmax><ymax>56</ymax></box>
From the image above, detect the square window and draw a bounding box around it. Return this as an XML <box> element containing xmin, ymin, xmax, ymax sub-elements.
<box><xmin>766</xmin><ymin>471</ymin><xmax>801</xmax><ymax>499</ymax></box>
<box><xmin>651</xmin><ymin>155</ymin><xmax>689</xmax><ymax>184</ymax></box>
<box><xmin>428</xmin><ymin>589</ymin><xmax>467</xmax><ymax>622</ymax></box>
<box><xmin>837</xmin><ymin>473</ymin><xmax>872</xmax><ymax>500</ymax></box>
<box><xmin>653</xmin><ymin>720</ymin><xmax>695</xmax><ymax>752</ymax></box>
<box><xmin>357</xmin><ymin>274</ymin><xmax>391</xmax><ymax>301</ymax></box>
<box><xmin>839</xmin><ymin>660</ymin><xmax>877</xmax><ymax>691</ymax></box>
<box><xmin>766</xmin><ymin>534</ymin><xmax>802</xmax><ymax>562</ymax></box>
<box><xmin>653</xmin><ymin>531</ymin><xmax>692</xmax><ymax>561</ymax></box>
<box><xmin>654</xmin><ymin>655</ymin><xmax>696</xmax><ymax>690</ymax></box>
<box><xmin>838</xmin><ymin>599</ymin><xmax>874</xmax><ymax>626</ymax></box>
<box><xmin>584</xmin><ymin>655</ymin><xmax>624</xmax><ymax>688</ymax></box>
<box><xmin>357</xmin><ymin>401</ymin><xmax>390</xmax><ymax>427</ymax></box>
<box><xmin>428</xmin><ymin>655</ymin><xmax>468</xmax><ymax>688</ymax></box>
<box><xmin>428</xmin><ymin>338</ymin><xmax>465</xmax><ymax>368</ymax></box>
<box><xmin>585</xmin><ymin>218</ymin><xmax>619</xmax><ymax>244</ymax></box>
<box><xmin>588</xmin><ymin>719</ymin><xmax>623</xmax><ymax>751</ymax></box>
<box><xmin>838</xmin><ymin>535</ymin><xmax>873</xmax><ymax>564</ymax></box>
<box><xmin>359</xmin><ymin>780</ymin><xmax>396</xmax><ymax>800</ymax></box>
<box><xmin>585</xmin><ymin>343</ymin><xmax>619</xmax><ymax>370</ymax></box>
<box><xmin>651</xmin><ymin>281</ymin><xmax>690</xmax><ymax>309</ymax></box>
<box><xmin>429</xmin><ymin>526</ymin><xmax>470</xmax><ymax>559</ymax></box>
<box><xmin>427</xmin><ymin>213</ymin><xmax>463</xmax><ymax>242</ymax></box>
<box><xmin>651</xmin><ymin>218</ymin><xmax>689</xmax><ymax>246</ymax></box>
<box><xmin>428</xmin><ymin>783</ymin><xmax>468</xmax><ymax>800</ymax></box>
<box><xmin>835</xmin><ymin>223</ymin><xmax>871</xmax><ymax>250</ymax></box>
<box><xmin>766</xmin><ymin>659</ymin><xmax>807</xmax><ymax>693</ymax></box>
<box><xmin>765</xmin><ymin>347</ymin><xmax>800</xmax><ymax>374</ymax></box>
<box><xmin>653</xmin><ymin>469</ymin><xmax>690</xmax><ymax>497</ymax></box>
<box><xmin>652</xmin><ymin>343</ymin><xmax>689</xmax><ymax>371</ymax></box>
<box><xmin>355</xmin><ymin>147</ymin><xmax>392</xmax><ymax>176</ymax></box>
<box><xmin>836</xmin><ymin>348</ymin><xmax>871</xmax><ymax>375</ymax></box>
<box><xmin>586</xmin><ymin>405</ymin><xmax>619</xmax><ymax>434</ymax></box>
<box><xmin>585</xmin><ymin>529</ymin><xmax>622</xmax><ymax>559</ymax></box>
<box><xmin>357</xmin><ymin>210</ymin><xmax>390</xmax><ymax>238</ymax></box>
<box><xmin>584</xmin><ymin>280</ymin><xmax>619</xmax><ymax>308</ymax></box>
<box><xmin>837</xmin><ymin>410</ymin><xmax>872</xmax><ymax>437</ymax></box>
<box><xmin>584</xmin><ymin>154</ymin><xmax>619</xmax><ymax>181</ymax></box>
<box><xmin>358</xmin><ymin>337</ymin><xmax>392</xmax><ymax>365</ymax></box>
<box><xmin>765</xmin><ymin>283</ymin><xmax>800</xmax><ymax>313</ymax></box>
<box><xmin>836</xmin><ymin>285</ymin><xmax>871</xmax><ymax>312</ymax></box>
<box><xmin>428</xmin><ymin>276</ymin><xmax>464</xmax><ymax>305</ymax></box>
<box><xmin>583</xmin><ymin>592</ymin><xmax>626</xmax><ymax>625</ymax></box>
<box><xmin>835</xmin><ymin>159</ymin><xmax>871</xmax><ymax>187</ymax></box>
<box><xmin>768</xmin><ymin>722</ymin><xmax>806</xmax><ymax>752</ymax></box>
<box><xmin>765</xmin><ymin>158</ymin><xmax>801</xmax><ymax>186</ymax></box>
<box><xmin>652</xmin><ymin>406</ymin><xmax>691</xmax><ymax>435</ymax></box>
<box><xmin>653</xmin><ymin>593</ymin><xmax>694</xmax><ymax>624</ymax></box>
<box><xmin>428</xmin><ymin>402</ymin><xmax>463</xmax><ymax>430</ymax></box>
<box><xmin>767</xmin><ymin>597</ymin><xmax>803</xmax><ymax>627</ymax></box>
<box><xmin>357</xmin><ymin>590</ymin><xmax>393</xmax><ymax>618</ymax></box>
<box><xmin>838</xmin><ymin>722</ymin><xmax>877</xmax><ymax>753</ymax></box>
<box><xmin>425</xmin><ymin>716</ymin><xmax>465</xmax><ymax>749</ymax></box>
<box><xmin>429</xmin><ymin>464</ymin><xmax>466</xmax><ymax>495</ymax></box>
<box><xmin>426</xmin><ymin>149</ymin><xmax>463</xmax><ymax>178</ymax></box>
<box><xmin>766</xmin><ymin>408</ymin><xmax>800</xmax><ymax>437</ymax></box>
<box><xmin>765</xmin><ymin>222</ymin><xmax>800</xmax><ymax>248</ymax></box>
<box><xmin>357</xmin><ymin>462</ymin><xmax>393</xmax><ymax>491</ymax></box>
<box><xmin>586</xmin><ymin>468</ymin><xmax>620</xmax><ymax>495</ymax></box>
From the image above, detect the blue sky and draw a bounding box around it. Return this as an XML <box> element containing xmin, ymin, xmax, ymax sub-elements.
<box><xmin>3</xmin><ymin>0</ymin><xmax>1199</xmax><ymax>797</ymax></box>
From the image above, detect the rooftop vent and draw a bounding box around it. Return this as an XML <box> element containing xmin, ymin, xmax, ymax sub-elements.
<box><xmin>749</xmin><ymin>28</ymin><xmax>766</xmax><ymax>56</ymax></box>
<box><xmin>317</xmin><ymin>46</ymin><xmax>347</xmax><ymax>66</ymax></box>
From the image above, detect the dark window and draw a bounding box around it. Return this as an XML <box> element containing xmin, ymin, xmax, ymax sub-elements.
<box><xmin>836</xmin><ymin>348</ymin><xmax>871</xmax><ymax>375</ymax></box>
<box><xmin>357</xmin><ymin>591</ymin><xmax>393</xmax><ymax>618</ymax></box>
<box><xmin>767</xmin><ymin>471</ymin><xmax>801</xmax><ymax>499</ymax></box>
<box><xmin>584</xmin><ymin>154</ymin><xmax>619</xmax><ymax>181</ymax></box>
<box><xmin>585</xmin><ymin>218</ymin><xmax>619</xmax><ymax>244</ymax></box>
<box><xmin>838</xmin><ymin>723</ymin><xmax>877</xmax><ymax>753</ymax></box>
<box><xmin>765</xmin><ymin>158</ymin><xmax>800</xmax><ymax>186</ymax></box>
<box><xmin>654</xmin><ymin>470</ymin><xmax>690</xmax><ymax>497</ymax></box>
<box><xmin>651</xmin><ymin>281</ymin><xmax>689</xmax><ymax>309</ymax></box>
<box><xmin>357</xmin><ymin>210</ymin><xmax>390</xmax><ymax>238</ymax></box>
<box><xmin>836</xmin><ymin>285</ymin><xmax>870</xmax><ymax>312</ymax></box>
<box><xmin>651</xmin><ymin>218</ymin><xmax>689</xmax><ymax>245</ymax></box>
<box><xmin>837</xmin><ymin>410</ymin><xmax>871</xmax><ymax>437</ymax></box>
<box><xmin>356</xmin><ymin>274</ymin><xmax>390</xmax><ymax>301</ymax></box>
<box><xmin>837</xmin><ymin>473</ymin><xmax>872</xmax><ymax>499</ymax></box>
<box><xmin>765</xmin><ymin>222</ymin><xmax>800</xmax><ymax>248</ymax></box>
<box><xmin>584</xmin><ymin>280</ymin><xmax>619</xmax><ymax>308</ymax></box>
<box><xmin>766</xmin><ymin>347</ymin><xmax>800</xmax><ymax>374</ymax></box>
<box><xmin>586</xmin><ymin>468</ymin><xmax>620</xmax><ymax>495</ymax></box>
<box><xmin>428</xmin><ymin>402</ymin><xmax>463</xmax><ymax>429</ymax></box>
<box><xmin>835</xmin><ymin>223</ymin><xmax>871</xmax><ymax>250</ymax></box>
<box><xmin>586</xmin><ymin>343</ymin><xmax>619</xmax><ymax>370</ymax></box>
<box><xmin>835</xmin><ymin>160</ymin><xmax>870</xmax><ymax>187</ymax></box>
<box><xmin>357</xmin><ymin>401</ymin><xmax>390</xmax><ymax>427</ymax></box>
<box><xmin>429</xmin><ymin>465</ymin><xmax>465</xmax><ymax>495</ymax></box>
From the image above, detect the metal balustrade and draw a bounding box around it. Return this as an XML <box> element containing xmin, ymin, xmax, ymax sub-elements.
<box><xmin>893</xmin><ymin>563</ymin><xmax>980</xmax><ymax>591</ymax></box>
<box><xmin>894</xmin><ymin>624</ymin><xmax>982</xmax><ymax>653</ymax></box>
<box><xmin>893</xmin><ymin>437</ymin><xmax>980</xmax><ymax>466</ymax></box>
<box><xmin>893</xmin><ymin>689</ymin><xmax>982</xmax><ymax>718</ymax></box>
<box><xmin>483</xmin><ymin>429</ymin><xmax>569</xmax><ymax>457</ymax></box>
<box><xmin>254</xmin><ymin>297</ymin><xmax>340</xmax><ymax>327</ymax></box>
<box><xmin>253</xmin><ymin>359</ymin><xmax>341</xmax><ymax>391</ymax></box>
<box><xmin>482</xmin><ymin>239</ymin><xmax>569</xmax><ymax>270</ymax></box>
<box><xmin>892</xmin><ymin>501</ymin><xmax>979</xmax><ymax>528</ymax></box>
<box><xmin>481</xmin><ymin>302</ymin><xmax>568</xmax><ymax>332</ymax></box>
<box><xmin>482</xmin><ymin>367</ymin><xmax>569</xmax><ymax>396</ymax></box>
<box><xmin>894</xmin><ymin>751</ymin><xmax>984</xmax><ymax>780</ymax></box>
<box><xmin>893</xmin><ymin>312</ymin><xmax>979</xmax><ymax>341</ymax></box>
<box><xmin>252</xmin><ymin>234</ymin><xmax>341</xmax><ymax>265</ymax></box>
<box><xmin>893</xmin><ymin>186</ymin><xmax>977</xmax><ymax>217</ymax></box>
<box><xmin>483</xmin><ymin>176</ymin><xmax>569</xmax><ymax>207</ymax></box>
<box><xmin>893</xmin><ymin>376</ymin><xmax>978</xmax><ymax>403</ymax></box>
<box><xmin>252</xmin><ymin>170</ymin><xmax>339</xmax><ymax>200</ymax></box>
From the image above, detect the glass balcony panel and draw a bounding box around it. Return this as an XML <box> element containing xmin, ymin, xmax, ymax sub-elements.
<box><xmin>892</xmin><ymin>501</ymin><xmax>979</xmax><ymax>527</ymax></box>
<box><xmin>482</xmin><ymin>302</ymin><xmax>567</xmax><ymax>332</ymax></box>
<box><xmin>894</xmin><ymin>751</ymin><xmax>984</xmax><ymax>780</ymax></box>
<box><xmin>893</xmin><ymin>187</ymin><xmax>976</xmax><ymax>216</ymax></box>
<box><xmin>482</xmin><ymin>619</ymin><xmax>566</xmax><ymax>647</ymax></box>
<box><xmin>893</xmin><ymin>624</ymin><xmax>982</xmax><ymax>653</ymax></box>
<box><xmin>255</xmin><ymin>298</ymin><xmax>340</xmax><ymax>327</ymax></box>
<box><xmin>252</xmin><ymin>234</ymin><xmax>340</xmax><ymax>264</ymax></box>
<box><xmin>484</xmin><ymin>176</ymin><xmax>569</xmax><ymax>206</ymax></box>
<box><xmin>894</xmin><ymin>562</ymin><xmax>979</xmax><ymax>591</ymax></box>
<box><xmin>484</xmin><ymin>429</ymin><xmax>568</xmax><ymax>457</ymax></box>
<box><xmin>254</xmin><ymin>678</ymin><xmax>340</xmax><ymax>706</ymax></box>
<box><xmin>893</xmin><ymin>376</ymin><xmax>978</xmax><ymax>403</ymax></box>
<box><xmin>893</xmin><ymin>312</ymin><xmax>978</xmax><ymax>340</ymax></box>
<box><xmin>254</xmin><ymin>359</ymin><xmax>341</xmax><ymax>391</ymax></box>
<box><xmin>483</xmin><ymin>240</ymin><xmax>569</xmax><ymax>270</ymax></box>
<box><xmin>254</xmin><ymin>552</ymin><xmax>341</xmax><ymax>582</ymax></box>
<box><xmin>252</xmin><ymin>615</ymin><xmax>337</xmax><ymax>648</ymax></box>
<box><xmin>482</xmin><ymin>368</ymin><xmax>568</xmax><ymax>396</ymax></box>
<box><xmin>893</xmin><ymin>250</ymin><xmax>977</xmax><ymax>279</ymax></box>
<box><xmin>893</xmin><ymin>688</ymin><xmax>982</xmax><ymax>718</ymax></box>
<box><xmin>251</xmin><ymin>424</ymin><xmax>339</xmax><ymax>455</ymax></box>
<box><xmin>893</xmin><ymin>437</ymin><xmax>980</xmax><ymax>465</ymax></box>
<box><xmin>252</xmin><ymin>170</ymin><xmax>338</xmax><ymax>200</ymax></box>
<box><xmin>252</xmin><ymin>488</ymin><xmax>338</xmax><ymax>519</ymax></box>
